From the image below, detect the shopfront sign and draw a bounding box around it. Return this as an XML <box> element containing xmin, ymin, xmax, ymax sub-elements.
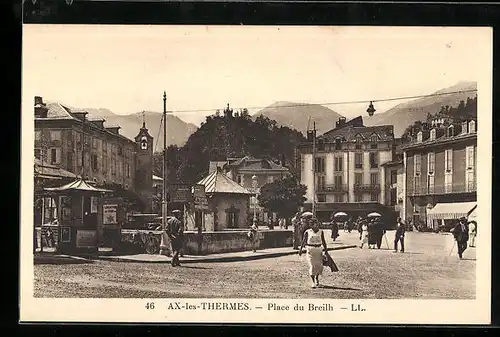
<box><xmin>103</xmin><ymin>204</ymin><xmax>118</xmax><ymax>224</ymax></box>
<box><xmin>76</xmin><ymin>230</ymin><xmax>96</xmax><ymax>248</ymax></box>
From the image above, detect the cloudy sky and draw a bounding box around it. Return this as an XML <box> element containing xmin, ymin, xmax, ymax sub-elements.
<box><xmin>23</xmin><ymin>25</ymin><xmax>490</xmax><ymax>126</ymax></box>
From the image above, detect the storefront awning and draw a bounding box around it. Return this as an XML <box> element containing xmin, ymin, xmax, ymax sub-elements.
<box><xmin>427</xmin><ymin>202</ymin><xmax>477</xmax><ymax>220</ymax></box>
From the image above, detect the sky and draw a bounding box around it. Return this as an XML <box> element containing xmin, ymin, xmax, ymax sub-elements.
<box><xmin>22</xmin><ymin>25</ymin><xmax>489</xmax><ymax>126</ymax></box>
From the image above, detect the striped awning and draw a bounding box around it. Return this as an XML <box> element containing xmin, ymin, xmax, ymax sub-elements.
<box><xmin>427</xmin><ymin>202</ymin><xmax>477</xmax><ymax>220</ymax></box>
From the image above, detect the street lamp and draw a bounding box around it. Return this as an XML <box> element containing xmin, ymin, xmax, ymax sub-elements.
<box><xmin>252</xmin><ymin>174</ymin><xmax>258</xmax><ymax>223</ymax></box>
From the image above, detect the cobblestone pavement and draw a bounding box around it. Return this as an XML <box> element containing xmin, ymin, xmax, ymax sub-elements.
<box><xmin>34</xmin><ymin>231</ymin><xmax>476</xmax><ymax>299</ymax></box>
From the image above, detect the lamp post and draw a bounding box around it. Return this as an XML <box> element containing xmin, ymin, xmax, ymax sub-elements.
<box><xmin>252</xmin><ymin>175</ymin><xmax>258</xmax><ymax>223</ymax></box>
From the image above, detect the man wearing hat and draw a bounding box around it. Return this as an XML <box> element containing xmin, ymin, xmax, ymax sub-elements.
<box><xmin>166</xmin><ymin>210</ymin><xmax>184</xmax><ymax>267</ymax></box>
<box><xmin>452</xmin><ymin>217</ymin><xmax>469</xmax><ymax>259</ymax></box>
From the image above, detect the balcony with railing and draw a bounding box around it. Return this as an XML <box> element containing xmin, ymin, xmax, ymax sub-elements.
<box><xmin>353</xmin><ymin>184</ymin><xmax>381</xmax><ymax>192</ymax></box>
<box><xmin>318</xmin><ymin>184</ymin><xmax>349</xmax><ymax>193</ymax></box>
<box><xmin>411</xmin><ymin>181</ymin><xmax>477</xmax><ymax>196</ymax></box>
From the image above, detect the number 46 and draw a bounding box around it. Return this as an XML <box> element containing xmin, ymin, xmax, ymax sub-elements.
<box><xmin>145</xmin><ymin>302</ymin><xmax>155</xmax><ymax>310</ymax></box>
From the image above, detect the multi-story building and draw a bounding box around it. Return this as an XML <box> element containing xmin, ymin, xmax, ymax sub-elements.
<box><xmin>402</xmin><ymin>117</ymin><xmax>477</xmax><ymax>230</ymax></box>
<box><xmin>34</xmin><ymin>96</ymin><xmax>154</xmax><ymax>211</ymax></box>
<box><xmin>296</xmin><ymin>116</ymin><xmax>397</xmax><ymax>222</ymax></box>
<box><xmin>209</xmin><ymin>156</ymin><xmax>289</xmax><ymax>223</ymax></box>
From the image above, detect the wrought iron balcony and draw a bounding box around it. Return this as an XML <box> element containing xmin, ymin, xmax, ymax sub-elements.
<box><xmin>353</xmin><ymin>184</ymin><xmax>380</xmax><ymax>192</ymax></box>
<box><xmin>411</xmin><ymin>182</ymin><xmax>477</xmax><ymax>196</ymax></box>
<box><xmin>318</xmin><ymin>184</ymin><xmax>349</xmax><ymax>193</ymax></box>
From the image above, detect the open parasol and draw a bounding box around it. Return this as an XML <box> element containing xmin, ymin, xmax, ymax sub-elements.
<box><xmin>301</xmin><ymin>211</ymin><xmax>314</xmax><ymax>218</ymax></box>
<box><xmin>367</xmin><ymin>212</ymin><xmax>382</xmax><ymax>217</ymax></box>
<box><xmin>334</xmin><ymin>212</ymin><xmax>348</xmax><ymax>217</ymax></box>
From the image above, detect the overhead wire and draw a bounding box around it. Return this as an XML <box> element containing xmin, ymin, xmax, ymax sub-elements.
<box><xmin>154</xmin><ymin>113</ymin><xmax>164</xmax><ymax>153</ymax></box>
<box><xmin>164</xmin><ymin>89</ymin><xmax>478</xmax><ymax>115</ymax></box>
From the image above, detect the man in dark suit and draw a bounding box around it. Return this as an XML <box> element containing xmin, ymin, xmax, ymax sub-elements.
<box><xmin>394</xmin><ymin>217</ymin><xmax>405</xmax><ymax>253</ymax></box>
<box><xmin>453</xmin><ymin>217</ymin><xmax>469</xmax><ymax>259</ymax></box>
<box><xmin>166</xmin><ymin>210</ymin><xmax>184</xmax><ymax>267</ymax></box>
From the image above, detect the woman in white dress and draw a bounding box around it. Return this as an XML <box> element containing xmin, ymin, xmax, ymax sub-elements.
<box><xmin>299</xmin><ymin>218</ymin><xmax>328</xmax><ymax>288</ymax></box>
<box><xmin>359</xmin><ymin>220</ymin><xmax>369</xmax><ymax>249</ymax></box>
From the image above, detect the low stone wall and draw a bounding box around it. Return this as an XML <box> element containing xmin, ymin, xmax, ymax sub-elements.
<box><xmin>121</xmin><ymin>229</ymin><xmax>293</xmax><ymax>255</ymax></box>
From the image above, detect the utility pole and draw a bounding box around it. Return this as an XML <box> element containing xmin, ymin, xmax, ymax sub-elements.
<box><xmin>159</xmin><ymin>91</ymin><xmax>170</xmax><ymax>256</ymax></box>
<box><xmin>312</xmin><ymin>121</ymin><xmax>316</xmax><ymax>217</ymax></box>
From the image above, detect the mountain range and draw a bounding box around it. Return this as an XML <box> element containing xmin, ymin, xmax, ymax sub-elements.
<box><xmin>78</xmin><ymin>80</ymin><xmax>477</xmax><ymax>148</ymax></box>
<box><xmin>83</xmin><ymin>109</ymin><xmax>198</xmax><ymax>149</ymax></box>
<box><xmin>363</xmin><ymin>81</ymin><xmax>477</xmax><ymax>136</ymax></box>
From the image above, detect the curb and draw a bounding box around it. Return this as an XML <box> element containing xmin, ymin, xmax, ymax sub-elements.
<box><xmin>97</xmin><ymin>244</ymin><xmax>357</xmax><ymax>264</ymax></box>
<box><xmin>34</xmin><ymin>254</ymin><xmax>95</xmax><ymax>265</ymax></box>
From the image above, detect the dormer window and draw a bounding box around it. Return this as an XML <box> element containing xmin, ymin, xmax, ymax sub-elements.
<box><xmin>140</xmin><ymin>136</ymin><xmax>148</xmax><ymax>150</ymax></box>
<box><xmin>416</xmin><ymin>131</ymin><xmax>423</xmax><ymax>143</ymax></box>
<box><xmin>429</xmin><ymin>129</ymin><xmax>436</xmax><ymax>141</ymax></box>
<box><xmin>462</xmin><ymin>121</ymin><xmax>468</xmax><ymax>134</ymax></box>
<box><xmin>355</xmin><ymin>136</ymin><xmax>362</xmax><ymax>150</ymax></box>
<box><xmin>469</xmin><ymin>120</ymin><xmax>476</xmax><ymax>133</ymax></box>
<box><xmin>370</xmin><ymin>135</ymin><xmax>378</xmax><ymax>149</ymax></box>
<box><xmin>447</xmin><ymin>125</ymin><xmax>454</xmax><ymax>137</ymax></box>
<box><xmin>334</xmin><ymin>138</ymin><xmax>342</xmax><ymax>150</ymax></box>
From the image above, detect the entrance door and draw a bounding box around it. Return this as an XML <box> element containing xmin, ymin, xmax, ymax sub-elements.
<box><xmin>82</xmin><ymin>196</ymin><xmax>97</xmax><ymax>228</ymax></box>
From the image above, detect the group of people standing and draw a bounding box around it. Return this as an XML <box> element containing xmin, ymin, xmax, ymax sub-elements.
<box><xmin>356</xmin><ymin>216</ymin><xmax>387</xmax><ymax>250</ymax></box>
<box><xmin>451</xmin><ymin>216</ymin><xmax>477</xmax><ymax>259</ymax></box>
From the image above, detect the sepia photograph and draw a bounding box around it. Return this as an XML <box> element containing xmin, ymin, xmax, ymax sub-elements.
<box><xmin>20</xmin><ymin>24</ymin><xmax>492</xmax><ymax>324</ymax></box>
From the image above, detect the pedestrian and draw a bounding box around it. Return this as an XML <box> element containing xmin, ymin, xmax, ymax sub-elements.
<box><xmin>359</xmin><ymin>220</ymin><xmax>369</xmax><ymax>249</ymax></box>
<box><xmin>367</xmin><ymin>219</ymin><xmax>377</xmax><ymax>249</ymax></box>
<box><xmin>330</xmin><ymin>216</ymin><xmax>339</xmax><ymax>241</ymax></box>
<box><xmin>248</xmin><ymin>220</ymin><xmax>259</xmax><ymax>252</ymax></box>
<box><xmin>394</xmin><ymin>217</ymin><xmax>405</xmax><ymax>253</ymax></box>
<box><xmin>469</xmin><ymin>220</ymin><xmax>477</xmax><ymax>247</ymax></box>
<box><xmin>452</xmin><ymin>217</ymin><xmax>469</xmax><ymax>259</ymax></box>
<box><xmin>292</xmin><ymin>212</ymin><xmax>300</xmax><ymax>250</ymax></box>
<box><xmin>374</xmin><ymin>217</ymin><xmax>385</xmax><ymax>249</ymax></box>
<box><xmin>299</xmin><ymin>217</ymin><xmax>328</xmax><ymax>288</ymax></box>
<box><xmin>165</xmin><ymin>210</ymin><xmax>184</xmax><ymax>267</ymax></box>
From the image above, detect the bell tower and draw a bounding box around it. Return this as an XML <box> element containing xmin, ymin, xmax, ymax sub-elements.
<box><xmin>134</xmin><ymin>112</ymin><xmax>154</xmax><ymax>211</ymax></box>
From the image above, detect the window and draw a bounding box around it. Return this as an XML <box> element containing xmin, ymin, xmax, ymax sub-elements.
<box><xmin>50</xmin><ymin>130</ymin><xmax>61</xmax><ymax>141</ymax></box>
<box><xmin>427</xmin><ymin>175</ymin><xmax>435</xmax><ymax>193</ymax></box>
<box><xmin>335</xmin><ymin>138</ymin><xmax>342</xmax><ymax>150</ymax></box>
<box><xmin>370</xmin><ymin>192</ymin><xmax>379</xmax><ymax>202</ymax></box>
<box><xmin>467</xmin><ymin>146</ymin><xmax>475</xmax><ymax>169</ymax></box>
<box><xmin>430</xmin><ymin>129</ymin><xmax>436</xmax><ymax>141</ymax></box>
<box><xmin>267</xmin><ymin>176</ymin><xmax>274</xmax><ymax>184</ymax></box>
<box><xmin>390</xmin><ymin>170</ymin><xmax>397</xmax><ymax>184</ymax></box>
<box><xmin>91</xmin><ymin>154</ymin><xmax>98</xmax><ymax>171</ymax></box>
<box><xmin>317</xmin><ymin>139</ymin><xmax>325</xmax><ymax>151</ymax></box>
<box><xmin>334</xmin><ymin>156</ymin><xmax>343</xmax><ymax>172</ymax></box>
<box><xmin>141</xmin><ymin>136</ymin><xmax>148</xmax><ymax>150</ymax></box>
<box><xmin>469</xmin><ymin>120</ymin><xmax>476</xmax><ymax>133</ymax></box>
<box><xmin>414</xmin><ymin>176</ymin><xmax>421</xmax><ymax>193</ymax></box>
<box><xmin>414</xmin><ymin>154</ymin><xmax>421</xmax><ymax>176</ymax></box>
<box><xmin>111</xmin><ymin>158</ymin><xmax>116</xmax><ymax>175</ymax></box>
<box><xmin>370</xmin><ymin>172</ymin><xmax>379</xmax><ymax>185</ymax></box>
<box><xmin>102</xmin><ymin>154</ymin><xmax>108</xmax><ymax>173</ymax></box>
<box><xmin>35</xmin><ymin>131</ymin><xmax>41</xmax><ymax>141</ymax></box>
<box><xmin>50</xmin><ymin>148</ymin><xmax>60</xmax><ymax>165</ymax></box>
<box><xmin>334</xmin><ymin>175</ymin><xmax>343</xmax><ymax>188</ymax></box>
<box><xmin>416</xmin><ymin>132</ymin><xmax>423</xmax><ymax>143</ymax></box>
<box><xmin>314</xmin><ymin>157</ymin><xmax>325</xmax><ymax>173</ymax></box>
<box><xmin>354</xmin><ymin>153</ymin><xmax>363</xmax><ymax>169</ymax></box>
<box><xmin>103</xmin><ymin>141</ymin><xmax>107</xmax><ymax>152</ymax></box>
<box><xmin>354</xmin><ymin>194</ymin><xmax>363</xmax><ymax>202</ymax></box>
<box><xmin>467</xmin><ymin>171</ymin><xmax>475</xmax><ymax>192</ymax></box>
<box><xmin>370</xmin><ymin>135</ymin><xmax>378</xmax><ymax>149</ymax></box>
<box><xmin>92</xmin><ymin>138</ymin><xmax>98</xmax><ymax>148</ymax></box>
<box><xmin>227</xmin><ymin>210</ymin><xmax>239</xmax><ymax>228</ymax></box>
<box><xmin>118</xmin><ymin>146</ymin><xmax>123</xmax><ymax>155</ymax></box>
<box><xmin>316</xmin><ymin>175</ymin><xmax>326</xmax><ymax>191</ymax></box>
<box><xmin>369</xmin><ymin>152</ymin><xmax>378</xmax><ymax>168</ymax></box>
<box><xmin>445</xmin><ymin>149</ymin><xmax>453</xmax><ymax>172</ymax></box>
<box><xmin>447</xmin><ymin>125</ymin><xmax>454</xmax><ymax>137</ymax></box>
<box><xmin>390</xmin><ymin>188</ymin><xmax>397</xmax><ymax>205</ymax></box>
<box><xmin>334</xmin><ymin>195</ymin><xmax>343</xmax><ymax>203</ymax></box>
<box><xmin>317</xmin><ymin>194</ymin><xmax>326</xmax><ymax>203</ymax></box>
<box><xmin>236</xmin><ymin>175</ymin><xmax>242</xmax><ymax>184</ymax></box>
<box><xmin>126</xmin><ymin>162</ymin><xmax>131</xmax><ymax>177</ymax></box>
<box><xmin>355</xmin><ymin>173</ymin><xmax>363</xmax><ymax>186</ymax></box>
<box><xmin>427</xmin><ymin>152</ymin><xmax>435</xmax><ymax>174</ymax></box>
<box><xmin>355</xmin><ymin>137</ymin><xmax>362</xmax><ymax>150</ymax></box>
<box><xmin>34</xmin><ymin>149</ymin><xmax>41</xmax><ymax>159</ymax></box>
<box><xmin>462</xmin><ymin>121</ymin><xmax>468</xmax><ymax>134</ymax></box>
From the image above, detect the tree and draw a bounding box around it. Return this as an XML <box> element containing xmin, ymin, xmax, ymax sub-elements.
<box><xmin>257</xmin><ymin>176</ymin><xmax>307</xmax><ymax>219</ymax></box>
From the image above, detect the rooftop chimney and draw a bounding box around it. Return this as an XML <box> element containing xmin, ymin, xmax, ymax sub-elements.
<box><xmin>34</xmin><ymin>96</ymin><xmax>48</xmax><ymax>118</ymax></box>
<box><xmin>106</xmin><ymin>126</ymin><xmax>121</xmax><ymax>135</ymax></box>
<box><xmin>335</xmin><ymin>117</ymin><xmax>347</xmax><ymax>128</ymax></box>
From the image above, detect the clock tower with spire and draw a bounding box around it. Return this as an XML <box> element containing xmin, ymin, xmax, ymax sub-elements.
<box><xmin>134</xmin><ymin>112</ymin><xmax>154</xmax><ymax>211</ymax></box>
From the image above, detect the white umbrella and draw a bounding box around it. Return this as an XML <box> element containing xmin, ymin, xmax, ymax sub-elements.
<box><xmin>367</xmin><ymin>212</ymin><xmax>382</xmax><ymax>217</ymax></box>
<box><xmin>301</xmin><ymin>211</ymin><xmax>314</xmax><ymax>218</ymax></box>
<box><xmin>334</xmin><ymin>212</ymin><xmax>348</xmax><ymax>217</ymax></box>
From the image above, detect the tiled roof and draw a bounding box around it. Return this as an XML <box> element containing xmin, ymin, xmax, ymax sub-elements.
<box><xmin>43</xmin><ymin>102</ymin><xmax>76</xmax><ymax>120</ymax></box>
<box><xmin>320</xmin><ymin>123</ymin><xmax>394</xmax><ymax>142</ymax></box>
<box><xmin>44</xmin><ymin>178</ymin><xmax>112</xmax><ymax>192</ymax></box>
<box><xmin>401</xmin><ymin>131</ymin><xmax>476</xmax><ymax>150</ymax></box>
<box><xmin>197</xmin><ymin>170</ymin><xmax>252</xmax><ymax>195</ymax></box>
<box><xmin>34</xmin><ymin>158</ymin><xmax>77</xmax><ymax>179</ymax></box>
<box><xmin>227</xmin><ymin>156</ymin><xmax>289</xmax><ymax>172</ymax></box>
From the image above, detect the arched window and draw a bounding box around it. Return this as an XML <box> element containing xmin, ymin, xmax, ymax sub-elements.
<box><xmin>447</xmin><ymin>125</ymin><xmax>454</xmax><ymax>137</ymax></box>
<box><xmin>370</xmin><ymin>134</ymin><xmax>378</xmax><ymax>149</ymax></box>
<box><xmin>140</xmin><ymin>136</ymin><xmax>148</xmax><ymax>150</ymax></box>
<box><xmin>355</xmin><ymin>135</ymin><xmax>362</xmax><ymax>150</ymax></box>
<box><xmin>416</xmin><ymin>131</ymin><xmax>423</xmax><ymax>143</ymax></box>
<box><xmin>429</xmin><ymin>129</ymin><xmax>436</xmax><ymax>141</ymax></box>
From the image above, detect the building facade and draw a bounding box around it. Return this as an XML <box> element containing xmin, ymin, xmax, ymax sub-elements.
<box><xmin>209</xmin><ymin>156</ymin><xmax>290</xmax><ymax>223</ymax></box>
<box><xmin>297</xmin><ymin>116</ymin><xmax>397</xmax><ymax>221</ymax></box>
<box><xmin>34</xmin><ymin>96</ymin><xmax>154</xmax><ymax>211</ymax></box>
<box><xmin>402</xmin><ymin>118</ymin><xmax>477</xmax><ymax>229</ymax></box>
<box><xmin>381</xmin><ymin>159</ymin><xmax>404</xmax><ymax>220</ymax></box>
